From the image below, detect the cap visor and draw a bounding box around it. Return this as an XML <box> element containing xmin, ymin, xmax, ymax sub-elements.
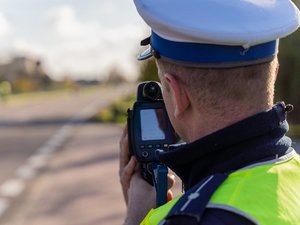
<box><xmin>137</xmin><ymin>47</ymin><xmax>153</xmax><ymax>61</ymax></box>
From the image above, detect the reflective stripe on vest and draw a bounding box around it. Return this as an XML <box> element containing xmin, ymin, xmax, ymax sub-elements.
<box><xmin>141</xmin><ymin>150</ymin><xmax>300</xmax><ymax>225</ymax></box>
<box><xmin>208</xmin><ymin>151</ymin><xmax>300</xmax><ymax>225</ymax></box>
<box><xmin>140</xmin><ymin>196</ymin><xmax>181</xmax><ymax>225</ymax></box>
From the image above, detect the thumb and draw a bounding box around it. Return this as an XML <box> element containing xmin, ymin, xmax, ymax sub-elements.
<box><xmin>167</xmin><ymin>190</ymin><xmax>174</xmax><ymax>202</ymax></box>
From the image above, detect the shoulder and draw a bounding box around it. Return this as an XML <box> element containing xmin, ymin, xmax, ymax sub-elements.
<box><xmin>164</xmin><ymin>208</ymin><xmax>255</xmax><ymax>225</ymax></box>
<box><xmin>200</xmin><ymin>208</ymin><xmax>256</xmax><ymax>225</ymax></box>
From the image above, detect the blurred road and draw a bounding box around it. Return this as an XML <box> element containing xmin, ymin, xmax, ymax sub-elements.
<box><xmin>0</xmin><ymin>85</ymin><xmax>130</xmax><ymax>183</ymax></box>
<box><xmin>1</xmin><ymin>123</ymin><xmax>127</xmax><ymax>225</ymax></box>
<box><xmin>0</xmin><ymin>85</ymin><xmax>134</xmax><ymax>224</ymax></box>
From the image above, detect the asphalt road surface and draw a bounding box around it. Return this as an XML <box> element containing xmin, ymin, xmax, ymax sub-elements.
<box><xmin>1</xmin><ymin>123</ymin><xmax>128</xmax><ymax>225</ymax></box>
<box><xmin>0</xmin><ymin>85</ymin><xmax>131</xmax><ymax>183</ymax></box>
<box><xmin>0</xmin><ymin>84</ymin><xmax>134</xmax><ymax>223</ymax></box>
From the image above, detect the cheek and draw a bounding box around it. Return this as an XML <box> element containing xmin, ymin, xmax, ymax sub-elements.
<box><xmin>162</xmin><ymin>92</ymin><xmax>174</xmax><ymax>122</ymax></box>
<box><xmin>163</xmin><ymin>92</ymin><xmax>180</xmax><ymax>134</ymax></box>
<box><xmin>165</xmin><ymin>99</ymin><xmax>174</xmax><ymax>123</ymax></box>
<box><xmin>162</xmin><ymin>91</ymin><xmax>186</xmax><ymax>141</ymax></box>
<box><xmin>162</xmin><ymin>91</ymin><xmax>172</xmax><ymax>114</ymax></box>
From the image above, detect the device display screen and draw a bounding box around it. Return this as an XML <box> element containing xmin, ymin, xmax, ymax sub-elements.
<box><xmin>140</xmin><ymin>109</ymin><xmax>166</xmax><ymax>141</ymax></box>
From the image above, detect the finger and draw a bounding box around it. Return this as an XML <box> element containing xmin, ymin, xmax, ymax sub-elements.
<box><xmin>167</xmin><ymin>190</ymin><xmax>174</xmax><ymax>202</ymax></box>
<box><xmin>167</xmin><ymin>174</ymin><xmax>176</xmax><ymax>189</ymax></box>
<box><xmin>121</xmin><ymin>123</ymin><xmax>128</xmax><ymax>139</ymax></box>
<box><xmin>119</xmin><ymin>125</ymin><xmax>130</xmax><ymax>170</ymax></box>
<box><xmin>120</xmin><ymin>157</ymin><xmax>137</xmax><ymax>205</ymax></box>
<box><xmin>120</xmin><ymin>156</ymin><xmax>137</xmax><ymax>186</ymax></box>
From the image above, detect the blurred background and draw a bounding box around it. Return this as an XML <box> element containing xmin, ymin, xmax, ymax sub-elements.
<box><xmin>0</xmin><ymin>0</ymin><xmax>300</xmax><ymax>225</ymax></box>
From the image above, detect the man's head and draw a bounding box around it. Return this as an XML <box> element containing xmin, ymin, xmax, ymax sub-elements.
<box><xmin>155</xmin><ymin>58</ymin><xmax>279</xmax><ymax>141</ymax></box>
<box><xmin>157</xmin><ymin>57</ymin><xmax>278</xmax><ymax>117</ymax></box>
<box><xmin>133</xmin><ymin>0</ymin><xmax>300</xmax><ymax>141</ymax></box>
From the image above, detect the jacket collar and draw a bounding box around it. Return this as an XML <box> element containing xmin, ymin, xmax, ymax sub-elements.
<box><xmin>158</xmin><ymin>102</ymin><xmax>292</xmax><ymax>190</ymax></box>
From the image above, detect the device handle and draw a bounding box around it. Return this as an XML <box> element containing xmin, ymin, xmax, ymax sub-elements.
<box><xmin>152</xmin><ymin>162</ymin><xmax>168</xmax><ymax>207</ymax></box>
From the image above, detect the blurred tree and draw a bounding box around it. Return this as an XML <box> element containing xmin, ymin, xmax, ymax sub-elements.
<box><xmin>276</xmin><ymin>0</ymin><xmax>300</xmax><ymax>123</ymax></box>
<box><xmin>0</xmin><ymin>81</ymin><xmax>12</xmax><ymax>102</ymax></box>
<box><xmin>138</xmin><ymin>59</ymin><xmax>159</xmax><ymax>82</ymax></box>
<box><xmin>107</xmin><ymin>67</ymin><xmax>127</xmax><ymax>84</ymax></box>
<box><xmin>13</xmin><ymin>78</ymin><xmax>39</xmax><ymax>93</ymax></box>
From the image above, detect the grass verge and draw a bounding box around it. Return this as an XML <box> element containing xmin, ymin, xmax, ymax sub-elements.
<box><xmin>288</xmin><ymin>124</ymin><xmax>300</xmax><ymax>138</ymax></box>
<box><xmin>1</xmin><ymin>84</ymin><xmax>108</xmax><ymax>107</ymax></box>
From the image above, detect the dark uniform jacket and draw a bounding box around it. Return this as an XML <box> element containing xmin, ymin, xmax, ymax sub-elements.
<box><xmin>157</xmin><ymin>102</ymin><xmax>293</xmax><ymax>225</ymax></box>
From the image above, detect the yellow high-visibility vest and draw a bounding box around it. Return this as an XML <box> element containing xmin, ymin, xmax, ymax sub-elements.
<box><xmin>141</xmin><ymin>150</ymin><xmax>300</xmax><ymax>225</ymax></box>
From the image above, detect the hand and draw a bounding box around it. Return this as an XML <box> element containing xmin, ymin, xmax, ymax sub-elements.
<box><xmin>119</xmin><ymin>125</ymin><xmax>156</xmax><ymax>224</ymax></box>
<box><xmin>119</xmin><ymin>125</ymin><xmax>136</xmax><ymax>205</ymax></box>
<box><xmin>119</xmin><ymin>125</ymin><xmax>176</xmax><ymax>225</ymax></box>
<box><xmin>125</xmin><ymin>172</ymin><xmax>156</xmax><ymax>225</ymax></box>
<box><xmin>124</xmin><ymin>172</ymin><xmax>176</xmax><ymax>225</ymax></box>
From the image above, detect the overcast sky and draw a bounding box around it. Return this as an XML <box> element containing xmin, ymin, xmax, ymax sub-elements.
<box><xmin>0</xmin><ymin>0</ymin><xmax>148</xmax><ymax>80</ymax></box>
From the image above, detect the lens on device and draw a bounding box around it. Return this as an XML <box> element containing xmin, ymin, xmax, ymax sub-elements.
<box><xmin>143</xmin><ymin>82</ymin><xmax>161</xmax><ymax>100</ymax></box>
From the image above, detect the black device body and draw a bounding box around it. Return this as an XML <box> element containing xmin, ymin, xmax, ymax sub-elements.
<box><xmin>127</xmin><ymin>81</ymin><xmax>177</xmax><ymax>184</ymax></box>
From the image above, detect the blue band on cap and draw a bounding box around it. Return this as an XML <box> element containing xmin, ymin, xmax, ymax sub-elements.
<box><xmin>151</xmin><ymin>32</ymin><xmax>278</xmax><ymax>64</ymax></box>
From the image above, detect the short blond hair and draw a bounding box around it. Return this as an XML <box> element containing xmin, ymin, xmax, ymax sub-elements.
<box><xmin>157</xmin><ymin>58</ymin><xmax>278</xmax><ymax>118</ymax></box>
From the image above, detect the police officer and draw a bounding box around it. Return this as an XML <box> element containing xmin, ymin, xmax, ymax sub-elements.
<box><xmin>119</xmin><ymin>0</ymin><xmax>300</xmax><ymax>224</ymax></box>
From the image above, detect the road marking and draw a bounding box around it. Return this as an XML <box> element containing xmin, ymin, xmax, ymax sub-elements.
<box><xmin>0</xmin><ymin>124</ymin><xmax>74</xmax><ymax>216</ymax></box>
<box><xmin>16</xmin><ymin>165</ymin><xmax>36</xmax><ymax>180</ymax></box>
<box><xmin>28</xmin><ymin>154</ymin><xmax>49</xmax><ymax>169</ymax></box>
<box><xmin>0</xmin><ymin>179</ymin><xmax>25</xmax><ymax>197</ymax></box>
<box><xmin>0</xmin><ymin>199</ymin><xmax>9</xmax><ymax>217</ymax></box>
<box><xmin>37</xmin><ymin>145</ymin><xmax>57</xmax><ymax>155</ymax></box>
<box><xmin>0</xmin><ymin>89</ymin><xmax>127</xmax><ymax>218</ymax></box>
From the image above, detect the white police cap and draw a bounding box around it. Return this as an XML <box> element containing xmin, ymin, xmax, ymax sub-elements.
<box><xmin>135</xmin><ymin>0</ymin><xmax>300</xmax><ymax>67</ymax></box>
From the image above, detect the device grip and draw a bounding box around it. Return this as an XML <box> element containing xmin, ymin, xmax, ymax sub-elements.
<box><xmin>152</xmin><ymin>163</ymin><xmax>168</xmax><ymax>207</ymax></box>
<box><xmin>140</xmin><ymin>163</ymin><xmax>154</xmax><ymax>185</ymax></box>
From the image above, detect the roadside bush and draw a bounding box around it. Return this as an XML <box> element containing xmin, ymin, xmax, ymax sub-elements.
<box><xmin>91</xmin><ymin>95</ymin><xmax>135</xmax><ymax>124</ymax></box>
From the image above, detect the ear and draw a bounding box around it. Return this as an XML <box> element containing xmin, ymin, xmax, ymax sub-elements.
<box><xmin>163</xmin><ymin>73</ymin><xmax>190</xmax><ymax>119</ymax></box>
<box><xmin>275</xmin><ymin>62</ymin><xmax>279</xmax><ymax>79</ymax></box>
